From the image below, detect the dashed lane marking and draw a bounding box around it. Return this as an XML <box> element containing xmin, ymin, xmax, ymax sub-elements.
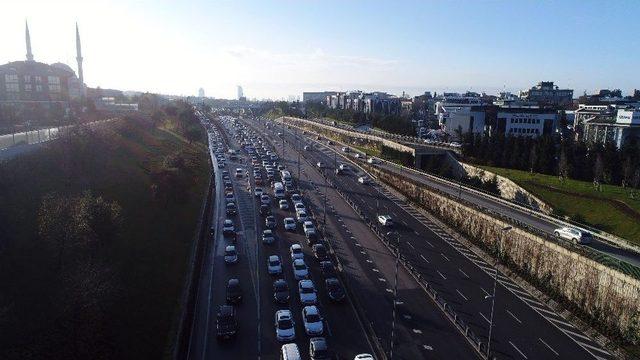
<box><xmin>509</xmin><ymin>341</ymin><xmax>528</xmax><ymax>359</ymax></box>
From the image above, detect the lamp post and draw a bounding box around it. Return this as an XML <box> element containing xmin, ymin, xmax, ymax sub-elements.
<box><xmin>485</xmin><ymin>225</ymin><xmax>512</xmax><ymax>359</ymax></box>
<box><xmin>386</xmin><ymin>230</ymin><xmax>401</xmax><ymax>359</ymax></box>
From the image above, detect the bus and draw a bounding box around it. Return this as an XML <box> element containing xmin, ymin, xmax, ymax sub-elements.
<box><xmin>273</xmin><ymin>182</ymin><xmax>285</xmax><ymax>199</ymax></box>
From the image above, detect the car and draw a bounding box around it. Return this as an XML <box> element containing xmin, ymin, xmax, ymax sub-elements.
<box><xmin>316</xmin><ymin>161</ymin><xmax>325</xmax><ymax>168</ymax></box>
<box><xmin>224</xmin><ymin>245</ymin><xmax>238</xmax><ymax>264</ymax></box>
<box><xmin>284</xmin><ymin>217</ymin><xmax>297</xmax><ymax>231</ymax></box>
<box><xmin>261</xmin><ymin>194</ymin><xmax>271</xmax><ymax>205</ymax></box>
<box><xmin>217</xmin><ymin>162</ymin><xmax>225</xmax><ymax>169</ymax></box>
<box><xmin>302</xmin><ymin>306</ymin><xmax>324</xmax><ymax>336</ymax></box>
<box><xmin>273</xmin><ymin>279</ymin><xmax>290</xmax><ymax>303</ymax></box>
<box><xmin>327</xmin><ymin>141</ymin><xmax>334</xmax><ymax>145</ymax></box>
<box><xmin>268</xmin><ymin>255</ymin><xmax>283</xmax><ymax>275</ymax></box>
<box><xmin>262</xmin><ymin>229</ymin><xmax>276</xmax><ymax>244</ymax></box>
<box><xmin>339</xmin><ymin>164</ymin><xmax>349</xmax><ymax>171</ymax></box>
<box><xmin>235</xmin><ymin>168</ymin><xmax>243</xmax><ymax>178</ymax></box>
<box><xmin>378</xmin><ymin>215</ymin><xmax>393</xmax><ymax>226</ymax></box>
<box><xmin>254</xmin><ymin>187</ymin><xmax>264</xmax><ymax>197</ymax></box>
<box><xmin>265</xmin><ymin>215</ymin><xmax>277</xmax><ymax>229</ymax></box>
<box><xmin>325</xmin><ymin>278</ymin><xmax>345</xmax><ymax>302</ymax></box>
<box><xmin>293</xmin><ymin>258</ymin><xmax>309</xmax><ymax>280</ymax></box>
<box><xmin>226</xmin><ymin>278</ymin><xmax>243</xmax><ymax>303</ymax></box>
<box><xmin>223</xmin><ymin>219</ymin><xmax>235</xmax><ymax>236</ymax></box>
<box><xmin>554</xmin><ymin>227</ymin><xmax>593</xmax><ymax>244</ymax></box>
<box><xmin>319</xmin><ymin>261</ymin><xmax>337</xmax><ymax>279</ymax></box>
<box><xmin>260</xmin><ymin>204</ymin><xmax>272</xmax><ymax>216</ymax></box>
<box><xmin>222</xmin><ymin>170</ymin><xmax>229</xmax><ymax>176</ymax></box>
<box><xmin>225</xmin><ymin>192</ymin><xmax>235</xmax><ymax>203</ymax></box>
<box><xmin>294</xmin><ymin>202</ymin><xmax>306</xmax><ymax>212</ymax></box>
<box><xmin>316</xmin><ymin>136</ymin><xmax>321</xmax><ymax>140</ymax></box>
<box><xmin>275</xmin><ymin>310</ymin><xmax>296</xmax><ymax>342</ymax></box>
<box><xmin>290</xmin><ymin>244</ymin><xmax>304</xmax><ymax>260</ymax></box>
<box><xmin>298</xmin><ymin>280</ymin><xmax>317</xmax><ymax>305</ymax></box>
<box><xmin>279</xmin><ymin>199</ymin><xmax>289</xmax><ymax>210</ymax></box>
<box><xmin>312</xmin><ymin>243</ymin><xmax>328</xmax><ymax>261</ymax></box>
<box><xmin>367</xmin><ymin>157</ymin><xmax>378</xmax><ymax>164</ymax></box>
<box><xmin>354</xmin><ymin>354</ymin><xmax>375</xmax><ymax>360</ymax></box>
<box><xmin>449</xmin><ymin>142</ymin><xmax>462</xmax><ymax>148</ymax></box>
<box><xmin>291</xmin><ymin>194</ymin><xmax>303</xmax><ymax>205</ymax></box>
<box><xmin>303</xmin><ymin>221</ymin><xmax>316</xmax><ymax>238</ymax></box>
<box><xmin>296</xmin><ymin>210</ymin><xmax>309</xmax><ymax>223</ymax></box>
<box><xmin>226</xmin><ymin>202</ymin><xmax>237</xmax><ymax>216</ymax></box>
<box><xmin>358</xmin><ymin>176</ymin><xmax>368</xmax><ymax>185</ymax></box>
<box><xmin>341</xmin><ymin>147</ymin><xmax>350</xmax><ymax>152</ymax></box>
<box><xmin>304</xmin><ymin>145</ymin><xmax>311</xmax><ymax>151</ymax></box>
<box><xmin>354</xmin><ymin>153</ymin><xmax>362</xmax><ymax>159</ymax></box>
<box><xmin>216</xmin><ymin>305</ymin><xmax>237</xmax><ymax>340</ymax></box>
<box><xmin>309</xmin><ymin>337</ymin><xmax>331</xmax><ymax>360</ymax></box>
<box><xmin>255</xmin><ymin>177</ymin><xmax>263</xmax><ymax>185</ymax></box>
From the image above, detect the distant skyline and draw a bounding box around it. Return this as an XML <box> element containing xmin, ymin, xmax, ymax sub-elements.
<box><xmin>3</xmin><ymin>0</ymin><xmax>639</xmax><ymax>100</ymax></box>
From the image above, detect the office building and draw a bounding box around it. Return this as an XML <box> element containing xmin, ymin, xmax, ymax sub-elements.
<box><xmin>519</xmin><ymin>81</ymin><xmax>573</xmax><ymax>107</ymax></box>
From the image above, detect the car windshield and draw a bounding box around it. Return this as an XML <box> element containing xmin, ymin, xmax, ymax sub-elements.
<box><xmin>294</xmin><ymin>263</ymin><xmax>305</xmax><ymax>270</ymax></box>
<box><xmin>270</xmin><ymin>259</ymin><xmax>279</xmax><ymax>266</ymax></box>
<box><xmin>313</xmin><ymin>348</ymin><xmax>329</xmax><ymax>357</ymax></box>
<box><xmin>302</xmin><ymin>286</ymin><xmax>313</xmax><ymax>293</ymax></box>
<box><xmin>306</xmin><ymin>313</ymin><xmax>320</xmax><ymax>322</ymax></box>
<box><xmin>275</xmin><ymin>283</ymin><xmax>287</xmax><ymax>291</ymax></box>
<box><xmin>226</xmin><ymin>249</ymin><xmax>236</xmax><ymax>256</ymax></box>
<box><xmin>278</xmin><ymin>319</ymin><xmax>293</xmax><ymax>329</ymax></box>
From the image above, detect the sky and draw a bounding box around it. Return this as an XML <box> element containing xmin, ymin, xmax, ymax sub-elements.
<box><xmin>2</xmin><ymin>0</ymin><xmax>639</xmax><ymax>100</ymax></box>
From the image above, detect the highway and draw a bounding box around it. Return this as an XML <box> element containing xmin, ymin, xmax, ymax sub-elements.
<box><xmin>254</xmin><ymin>117</ymin><xmax>615</xmax><ymax>360</ymax></box>
<box><xmin>290</xmin><ymin>117</ymin><xmax>640</xmax><ymax>268</ymax></box>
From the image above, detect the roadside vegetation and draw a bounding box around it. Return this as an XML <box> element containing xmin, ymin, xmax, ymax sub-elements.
<box><xmin>482</xmin><ymin>165</ymin><xmax>640</xmax><ymax>242</ymax></box>
<box><xmin>0</xmin><ymin>102</ymin><xmax>209</xmax><ymax>359</ymax></box>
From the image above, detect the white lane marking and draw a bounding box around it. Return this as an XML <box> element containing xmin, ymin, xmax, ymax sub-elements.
<box><xmin>437</xmin><ymin>270</ymin><xmax>447</xmax><ymax>280</ymax></box>
<box><xmin>402</xmin><ymin>220</ymin><xmax>408</xmax><ymax>226</ymax></box>
<box><xmin>372</xmin><ymin>268</ymin><xmax>379</xmax><ymax>272</ymax></box>
<box><xmin>386</xmin><ymin>288</ymin><xmax>393</xmax><ymax>293</ymax></box>
<box><xmin>420</xmin><ymin>254</ymin><xmax>429</xmax><ymax>263</ymax></box>
<box><xmin>441</xmin><ymin>253</ymin><xmax>450</xmax><ymax>261</ymax></box>
<box><xmin>412</xmin><ymin>329</ymin><xmax>422</xmax><ymax>334</ymax></box>
<box><xmin>458</xmin><ymin>268</ymin><xmax>469</xmax><ymax>278</ymax></box>
<box><xmin>456</xmin><ymin>289</ymin><xmax>469</xmax><ymax>301</ymax></box>
<box><xmin>506</xmin><ymin>309</ymin><xmax>522</xmax><ymax>324</ymax></box>
<box><xmin>479</xmin><ymin>312</ymin><xmax>491</xmax><ymax>324</ymax></box>
<box><xmin>574</xmin><ymin>340</ymin><xmax>611</xmax><ymax>356</ymax></box>
<box><xmin>423</xmin><ymin>345</ymin><xmax>434</xmax><ymax>351</ymax></box>
<box><xmin>425</xmin><ymin>240</ymin><xmax>434</xmax><ymax>248</ymax></box>
<box><xmin>480</xmin><ymin>287</ymin><xmax>491</xmax><ymax>297</ymax></box>
<box><xmin>539</xmin><ymin>338</ymin><xmax>559</xmax><ymax>356</ymax></box>
<box><xmin>414</xmin><ymin>230</ymin><xmax>420</xmax><ymax>235</ymax></box>
<box><xmin>325</xmin><ymin>321</ymin><xmax>333</xmax><ymax>337</ymax></box>
<box><xmin>366</xmin><ymin>259</ymin><xmax>373</xmax><ymax>263</ymax></box>
<box><xmin>509</xmin><ymin>341</ymin><xmax>528</xmax><ymax>359</ymax></box>
<box><xmin>407</xmin><ymin>242</ymin><xmax>415</xmax><ymax>249</ymax></box>
<box><xmin>378</xmin><ymin>278</ymin><xmax>387</xmax><ymax>282</ymax></box>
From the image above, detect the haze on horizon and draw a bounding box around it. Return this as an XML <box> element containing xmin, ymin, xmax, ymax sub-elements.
<box><xmin>3</xmin><ymin>0</ymin><xmax>639</xmax><ymax>100</ymax></box>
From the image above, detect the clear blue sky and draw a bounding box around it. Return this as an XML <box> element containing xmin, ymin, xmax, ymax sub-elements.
<box><xmin>3</xmin><ymin>0</ymin><xmax>639</xmax><ymax>99</ymax></box>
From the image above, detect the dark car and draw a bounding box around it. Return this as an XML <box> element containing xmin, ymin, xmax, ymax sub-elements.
<box><xmin>226</xmin><ymin>278</ymin><xmax>242</xmax><ymax>304</ymax></box>
<box><xmin>319</xmin><ymin>261</ymin><xmax>336</xmax><ymax>279</ymax></box>
<box><xmin>226</xmin><ymin>202</ymin><xmax>237</xmax><ymax>216</ymax></box>
<box><xmin>260</xmin><ymin>204</ymin><xmax>271</xmax><ymax>216</ymax></box>
<box><xmin>216</xmin><ymin>305</ymin><xmax>237</xmax><ymax>340</ymax></box>
<box><xmin>265</xmin><ymin>215</ymin><xmax>277</xmax><ymax>229</ymax></box>
<box><xmin>273</xmin><ymin>279</ymin><xmax>290</xmax><ymax>304</ymax></box>
<box><xmin>312</xmin><ymin>244</ymin><xmax>328</xmax><ymax>261</ymax></box>
<box><xmin>325</xmin><ymin>278</ymin><xmax>345</xmax><ymax>302</ymax></box>
<box><xmin>309</xmin><ymin>337</ymin><xmax>332</xmax><ymax>360</ymax></box>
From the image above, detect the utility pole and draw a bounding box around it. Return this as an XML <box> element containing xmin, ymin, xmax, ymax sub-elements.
<box><xmin>387</xmin><ymin>231</ymin><xmax>401</xmax><ymax>359</ymax></box>
<box><xmin>486</xmin><ymin>225</ymin><xmax>512</xmax><ymax>359</ymax></box>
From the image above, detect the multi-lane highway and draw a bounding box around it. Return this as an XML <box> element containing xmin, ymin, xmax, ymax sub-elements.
<box><xmin>289</xmin><ymin>117</ymin><xmax>640</xmax><ymax>267</ymax></box>
<box><xmin>252</xmin><ymin>117</ymin><xmax>615</xmax><ymax>360</ymax></box>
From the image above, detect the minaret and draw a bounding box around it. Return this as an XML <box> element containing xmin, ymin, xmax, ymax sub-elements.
<box><xmin>76</xmin><ymin>22</ymin><xmax>85</xmax><ymax>90</ymax></box>
<box><xmin>25</xmin><ymin>20</ymin><xmax>34</xmax><ymax>61</ymax></box>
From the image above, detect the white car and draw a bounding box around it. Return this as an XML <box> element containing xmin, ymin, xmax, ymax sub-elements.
<box><xmin>316</xmin><ymin>161</ymin><xmax>325</xmax><ymax>168</ymax></box>
<box><xmin>378</xmin><ymin>215</ymin><xmax>393</xmax><ymax>226</ymax></box>
<box><xmin>303</xmin><ymin>221</ymin><xmax>316</xmax><ymax>238</ymax></box>
<box><xmin>298</xmin><ymin>280</ymin><xmax>317</xmax><ymax>305</ymax></box>
<box><xmin>354</xmin><ymin>153</ymin><xmax>362</xmax><ymax>159</ymax></box>
<box><xmin>279</xmin><ymin>199</ymin><xmax>289</xmax><ymax>210</ymax></box>
<box><xmin>296</xmin><ymin>210</ymin><xmax>309</xmax><ymax>223</ymax></box>
<box><xmin>304</xmin><ymin>145</ymin><xmax>310</xmax><ymax>151</ymax></box>
<box><xmin>302</xmin><ymin>306</ymin><xmax>323</xmax><ymax>336</ymax></box>
<box><xmin>254</xmin><ymin>187</ymin><xmax>263</xmax><ymax>197</ymax></box>
<box><xmin>291</xmin><ymin>194</ymin><xmax>303</xmax><ymax>206</ymax></box>
<box><xmin>554</xmin><ymin>227</ymin><xmax>592</xmax><ymax>244</ymax></box>
<box><xmin>225</xmin><ymin>192</ymin><xmax>235</xmax><ymax>203</ymax></box>
<box><xmin>290</xmin><ymin>244</ymin><xmax>304</xmax><ymax>260</ymax></box>
<box><xmin>294</xmin><ymin>202</ymin><xmax>306</xmax><ymax>212</ymax></box>
<box><xmin>261</xmin><ymin>194</ymin><xmax>271</xmax><ymax>205</ymax></box>
<box><xmin>339</xmin><ymin>164</ymin><xmax>349</xmax><ymax>171</ymax></box>
<box><xmin>275</xmin><ymin>310</ymin><xmax>296</xmax><ymax>342</ymax></box>
<box><xmin>268</xmin><ymin>255</ymin><xmax>283</xmax><ymax>275</ymax></box>
<box><xmin>367</xmin><ymin>157</ymin><xmax>378</xmax><ymax>164</ymax></box>
<box><xmin>292</xmin><ymin>259</ymin><xmax>309</xmax><ymax>280</ymax></box>
<box><xmin>235</xmin><ymin>168</ymin><xmax>243</xmax><ymax>178</ymax></box>
<box><xmin>224</xmin><ymin>245</ymin><xmax>238</xmax><ymax>264</ymax></box>
<box><xmin>358</xmin><ymin>176</ymin><xmax>368</xmax><ymax>185</ymax></box>
<box><xmin>284</xmin><ymin>217</ymin><xmax>297</xmax><ymax>231</ymax></box>
<box><xmin>341</xmin><ymin>147</ymin><xmax>350</xmax><ymax>153</ymax></box>
<box><xmin>354</xmin><ymin>354</ymin><xmax>375</xmax><ymax>360</ymax></box>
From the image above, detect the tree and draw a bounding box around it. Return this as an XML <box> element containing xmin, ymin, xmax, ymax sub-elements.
<box><xmin>558</xmin><ymin>144</ymin><xmax>571</xmax><ymax>181</ymax></box>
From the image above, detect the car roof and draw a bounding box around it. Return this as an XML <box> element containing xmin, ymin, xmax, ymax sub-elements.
<box><xmin>269</xmin><ymin>255</ymin><xmax>280</xmax><ymax>261</ymax></box>
<box><xmin>291</xmin><ymin>244</ymin><xmax>302</xmax><ymax>249</ymax></box>
<box><xmin>304</xmin><ymin>305</ymin><xmax>319</xmax><ymax>314</ymax></box>
<box><xmin>303</xmin><ymin>221</ymin><xmax>313</xmax><ymax>225</ymax></box>
<box><xmin>310</xmin><ymin>337</ymin><xmax>327</xmax><ymax>349</ymax></box>
<box><xmin>285</xmin><ymin>217</ymin><xmax>295</xmax><ymax>221</ymax></box>
<box><xmin>277</xmin><ymin>309</ymin><xmax>292</xmax><ymax>318</ymax></box>
<box><xmin>274</xmin><ymin>278</ymin><xmax>287</xmax><ymax>286</ymax></box>
<box><xmin>228</xmin><ymin>278</ymin><xmax>239</xmax><ymax>286</ymax></box>
<box><xmin>299</xmin><ymin>279</ymin><xmax>313</xmax><ymax>287</ymax></box>
<box><xmin>225</xmin><ymin>245</ymin><xmax>235</xmax><ymax>251</ymax></box>
<box><xmin>218</xmin><ymin>305</ymin><xmax>234</xmax><ymax>316</ymax></box>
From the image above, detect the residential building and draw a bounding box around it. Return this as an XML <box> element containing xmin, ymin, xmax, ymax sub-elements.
<box><xmin>302</xmin><ymin>91</ymin><xmax>339</xmax><ymax>104</ymax></box>
<box><xmin>519</xmin><ymin>81</ymin><xmax>573</xmax><ymax>107</ymax></box>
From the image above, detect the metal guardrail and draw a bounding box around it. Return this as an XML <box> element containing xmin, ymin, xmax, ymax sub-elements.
<box><xmin>282</xmin><ymin>116</ymin><xmax>640</xmax><ymax>257</ymax></box>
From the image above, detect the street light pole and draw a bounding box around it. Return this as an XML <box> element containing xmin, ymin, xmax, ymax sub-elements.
<box><xmin>387</xmin><ymin>231</ymin><xmax>401</xmax><ymax>360</ymax></box>
<box><xmin>485</xmin><ymin>225</ymin><xmax>512</xmax><ymax>359</ymax></box>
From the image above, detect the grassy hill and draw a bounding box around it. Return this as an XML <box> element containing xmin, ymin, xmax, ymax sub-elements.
<box><xmin>482</xmin><ymin>166</ymin><xmax>640</xmax><ymax>243</ymax></box>
<box><xmin>0</xmin><ymin>115</ymin><xmax>209</xmax><ymax>359</ymax></box>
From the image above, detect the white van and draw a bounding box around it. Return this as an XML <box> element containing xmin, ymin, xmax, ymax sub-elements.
<box><xmin>273</xmin><ymin>182</ymin><xmax>286</xmax><ymax>199</ymax></box>
<box><xmin>280</xmin><ymin>343</ymin><xmax>301</xmax><ymax>360</ymax></box>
